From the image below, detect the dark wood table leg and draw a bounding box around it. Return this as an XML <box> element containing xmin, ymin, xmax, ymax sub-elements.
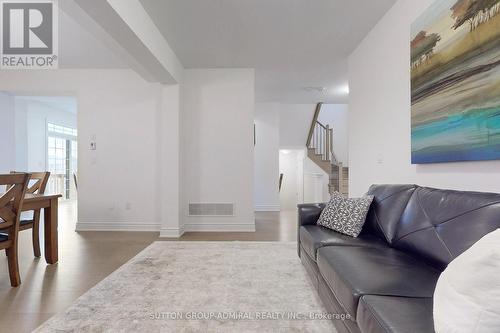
<box><xmin>44</xmin><ymin>198</ymin><xmax>58</xmax><ymax>264</ymax></box>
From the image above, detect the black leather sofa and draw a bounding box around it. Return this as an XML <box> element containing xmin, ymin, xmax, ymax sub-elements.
<box><xmin>298</xmin><ymin>184</ymin><xmax>500</xmax><ymax>333</ymax></box>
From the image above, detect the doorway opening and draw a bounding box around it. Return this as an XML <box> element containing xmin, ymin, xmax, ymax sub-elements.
<box><xmin>279</xmin><ymin>148</ymin><xmax>330</xmax><ymax>212</ymax></box>
<box><xmin>279</xmin><ymin>149</ymin><xmax>304</xmax><ymax>211</ymax></box>
<box><xmin>9</xmin><ymin>94</ymin><xmax>78</xmax><ymax>228</ymax></box>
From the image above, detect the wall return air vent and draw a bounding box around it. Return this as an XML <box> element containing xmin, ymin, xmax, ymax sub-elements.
<box><xmin>188</xmin><ymin>203</ymin><xmax>235</xmax><ymax>217</ymax></box>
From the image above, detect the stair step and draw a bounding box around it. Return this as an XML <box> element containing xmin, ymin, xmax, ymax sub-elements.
<box><xmin>309</xmin><ymin>148</ymin><xmax>349</xmax><ymax>197</ymax></box>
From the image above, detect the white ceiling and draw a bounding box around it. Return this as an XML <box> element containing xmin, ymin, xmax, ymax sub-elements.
<box><xmin>139</xmin><ymin>0</ymin><xmax>397</xmax><ymax>103</ymax></box>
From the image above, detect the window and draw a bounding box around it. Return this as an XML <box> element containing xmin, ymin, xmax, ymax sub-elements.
<box><xmin>47</xmin><ymin>136</ymin><xmax>67</xmax><ymax>175</ymax></box>
<box><xmin>71</xmin><ymin>140</ymin><xmax>77</xmax><ymax>174</ymax></box>
<box><xmin>47</xmin><ymin>122</ymin><xmax>77</xmax><ymax>136</ymax></box>
<box><xmin>47</xmin><ymin>122</ymin><xmax>77</xmax><ymax>199</ymax></box>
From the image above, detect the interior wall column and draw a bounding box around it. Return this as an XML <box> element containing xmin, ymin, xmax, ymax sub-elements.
<box><xmin>158</xmin><ymin>84</ymin><xmax>182</xmax><ymax>237</ymax></box>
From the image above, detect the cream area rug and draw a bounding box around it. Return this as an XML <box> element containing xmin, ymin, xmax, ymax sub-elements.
<box><xmin>34</xmin><ymin>242</ymin><xmax>336</xmax><ymax>332</ymax></box>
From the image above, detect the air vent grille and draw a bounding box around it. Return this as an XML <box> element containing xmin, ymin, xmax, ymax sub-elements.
<box><xmin>188</xmin><ymin>203</ymin><xmax>234</xmax><ymax>216</ymax></box>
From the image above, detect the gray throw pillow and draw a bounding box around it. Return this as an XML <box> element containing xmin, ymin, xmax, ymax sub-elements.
<box><xmin>317</xmin><ymin>192</ymin><xmax>374</xmax><ymax>237</ymax></box>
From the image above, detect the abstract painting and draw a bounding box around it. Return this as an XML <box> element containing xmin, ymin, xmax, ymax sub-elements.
<box><xmin>411</xmin><ymin>0</ymin><xmax>500</xmax><ymax>164</ymax></box>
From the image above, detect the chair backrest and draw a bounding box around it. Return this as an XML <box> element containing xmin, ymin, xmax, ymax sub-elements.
<box><xmin>9</xmin><ymin>171</ymin><xmax>50</xmax><ymax>194</ymax></box>
<box><xmin>0</xmin><ymin>173</ymin><xmax>30</xmax><ymax>232</ymax></box>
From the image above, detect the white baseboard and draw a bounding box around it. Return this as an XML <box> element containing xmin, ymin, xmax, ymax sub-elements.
<box><xmin>159</xmin><ymin>226</ymin><xmax>185</xmax><ymax>238</ymax></box>
<box><xmin>254</xmin><ymin>205</ymin><xmax>280</xmax><ymax>212</ymax></box>
<box><xmin>159</xmin><ymin>222</ymin><xmax>255</xmax><ymax>237</ymax></box>
<box><xmin>75</xmin><ymin>221</ymin><xmax>160</xmax><ymax>232</ymax></box>
<box><xmin>184</xmin><ymin>223</ymin><xmax>256</xmax><ymax>233</ymax></box>
<box><xmin>76</xmin><ymin>222</ymin><xmax>256</xmax><ymax>234</ymax></box>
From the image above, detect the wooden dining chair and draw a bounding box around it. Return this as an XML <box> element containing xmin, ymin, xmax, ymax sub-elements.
<box><xmin>5</xmin><ymin>172</ymin><xmax>50</xmax><ymax>258</ymax></box>
<box><xmin>0</xmin><ymin>173</ymin><xmax>30</xmax><ymax>287</ymax></box>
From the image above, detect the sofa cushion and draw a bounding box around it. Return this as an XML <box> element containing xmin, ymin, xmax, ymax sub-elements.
<box><xmin>317</xmin><ymin>192</ymin><xmax>374</xmax><ymax>237</ymax></box>
<box><xmin>0</xmin><ymin>212</ymin><xmax>34</xmax><ymax>232</ymax></box>
<box><xmin>363</xmin><ymin>184</ymin><xmax>417</xmax><ymax>244</ymax></box>
<box><xmin>357</xmin><ymin>295</ymin><xmax>434</xmax><ymax>333</ymax></box>
<box><xmin>393</xmin><ymin>187</ymin><xmax>500</xmax><ymax>269</ymax></box>
<box><xmin>317</xmin><ymin>246</ymin><xmax>440</xmax><ymax>319</ymax></box>
<box><xmin>300</xmin><ymin>225</ymin><xmax>386</xmax><ymax>261</ymax></box>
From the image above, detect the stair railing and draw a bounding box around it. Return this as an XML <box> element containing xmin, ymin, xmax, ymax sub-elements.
<box><xmin>306</xmin><ymin>103</ymin><xmax>322</xmax><ymax>148</ymax></box>
<box><xmin>306</xmin><ymin>103</ymin><xmax>338</xmax><ymax>164</ymax></box>
<box><xmin>308</xmin><ymin>120</ymin><xmax>336</xmax><ymax>164</ymax></box>
<box><xmin>306</xmin><ymin>103</ymin><xmax>347</xmax><ymax>195</ymax></box>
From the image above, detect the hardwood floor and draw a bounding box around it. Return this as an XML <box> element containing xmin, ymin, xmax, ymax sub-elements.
<box><xmin>0</xmin><ymin>202</ymin><xmax>297</xmax><ymax>332</ymax></box>
<box><xmin>178</xmin><ymin>210</ymin><xmax>297</xmax><ymax>242</ymax></box>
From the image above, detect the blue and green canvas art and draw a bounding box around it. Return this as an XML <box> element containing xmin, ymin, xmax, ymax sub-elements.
<box><xmin>411</xmin><ymin>0</ymin><xmax>500</xmax><ymax>164</ymax></box>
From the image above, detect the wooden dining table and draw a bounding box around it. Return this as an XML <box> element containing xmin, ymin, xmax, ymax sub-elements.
<box><xmin>20</xmin><ymin>193</ymin><xmax>62</xmax><ymax>264</ymax></box>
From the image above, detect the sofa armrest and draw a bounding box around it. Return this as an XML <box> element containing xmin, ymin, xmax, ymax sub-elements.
<box><xmin>298</xmin><ymin>203</ymin><xmax>327</xmax><ymax>226</ymax></box>
<box><xmin>297</xmin><ymin>203</ymin><xmax>326</xmax><ymax>257</ymax></box>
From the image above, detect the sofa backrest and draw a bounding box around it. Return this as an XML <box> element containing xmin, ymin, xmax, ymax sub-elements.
<box><xmin>392</xmin><ymin>187</ymin><xmax>500</xmax><ymax>270</ymax></box>
<box><xmin>363</xmin><ymin>184</ymin><xmax>417</xmax><ymax>244</ymax></box>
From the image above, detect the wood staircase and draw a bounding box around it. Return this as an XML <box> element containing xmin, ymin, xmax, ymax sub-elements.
<box><xmin>306</xmin><ymin>103</ymin><xmax>349</xmax><ymax>196</ymax></box>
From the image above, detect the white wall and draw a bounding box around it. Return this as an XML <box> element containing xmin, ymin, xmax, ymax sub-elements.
<box><xmin>1</xmin><ymin>68</ymin><xmax>256</xmax><ymax>234</ymax></box>
<box><xmin>254</xmin><ymin>103</ymin><xmax>280</xmax><ymax>211</ymax></box>
<box><xmin>303</xmin><ymin>157</ymin><xmax>330</xmax><ymax>203</ymax></box>
<box><xmin>181</xmin><ymin>69</ymin><xmax>255</xmax><ymax>232</ymax></box>
<box><xmin>14</xmin><ymin>100</ymin><xmax>28</xmax><ymax>171</ymax></box>
<box><xmin>348</xmin><ymin>0</ymin><xmax>500</xmax><ymax>196</ymax></box>
<box><xmin>0</xmin><ymin>92</ymin><xmax>15</xmax><ymax>173</ymax></box>
<box><xmin>279</xmin><ymin>104</ymin><xmax>316</xmax><ymax>147</ymax></box>
<box><xmin>318</xmin><ymin>104</ymin><xmax>349</xmax><ymax>166</ymax></box>
<box><xmin>0</xmin><ymin>69</ymin><xmax>163</xmax><ymax>231</ymax></box>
